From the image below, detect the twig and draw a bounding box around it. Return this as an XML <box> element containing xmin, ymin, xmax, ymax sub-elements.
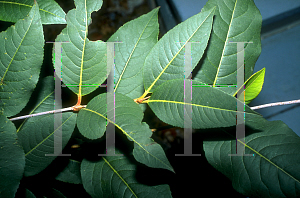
<box><xmin>251</xmin><ymin>99</ymin><xmax>300</xmax><ymax>110</ymax></box>
<box><xmin>8</xmin><ymin>99</ymin><xmax>300</xmax><ymax>121</ymax></box>
<box><xmin>9</xmin><ymin>105</ymin><xmax>86</xmax><ymax>121</ymax></box>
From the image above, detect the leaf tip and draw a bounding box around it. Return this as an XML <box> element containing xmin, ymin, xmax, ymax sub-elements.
<box><xmin>170</xmin><ymin>167</ymin><xmax>175</xmax><ymax>174</ymax></box>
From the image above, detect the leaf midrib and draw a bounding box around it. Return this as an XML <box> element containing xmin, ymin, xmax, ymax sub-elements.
<box><xmin>17</xmin><ymin>91</ymin><xmax>54</xmax><ymax>133</ymax></box>
<box><xmin>233</xmin><ymin>68</ymin><xmax>265</xmax><ymax>97</ymax></box>
<box><xmin>142</xmin><ymin>7</ymin><xmax>215</xmax><ymax>98</ymax></box>
<box><xmin>78</xmin><ymin>0</ymin><xmax>89</xmax><ymax>98</ymax></box>
<box><xmin>213</xmin><ymin>1</ymin><xmax>237</xmax><ymax>86</ymax></box>
<box><xmin>148</xmin><ymin>99</ymin><xmax>255</xmax><ymax>114</ymax></box>
<box><xmin>102</xmin><ymin>157</ymin><xmax>138</xmax><ymax>198</ymax></box>
<box><xmin>0</xmin><ymin>1</ymin><xmax>65</xmax><ymax>20</ymax></box>
<box><xmin>114</xmin><ymin>9</ymin><xmax>157</xmax><ymax>92</ymax></box>
<box><xmin>1</xmin><ymin>3</ymin><xmax>37</xmax><ymax>85</ymax></box>
<box><xmin>24</xmin><ymin>113</ymin><xmax>75</xmax><ymax>156</ymax></box>
<box><xmin>83</xmin><ymin>108</ymin><xmax>173</xmax><ymax>171</ymax></box>
<box><xmin>221</xmin><ymin>128</ymin><xmax>300</xmax><ymax>185</ymax></box>
<box><xmin>239</xmin><ymin>138</ymin><xmax>300</xmax><ymax>185</ymax></box>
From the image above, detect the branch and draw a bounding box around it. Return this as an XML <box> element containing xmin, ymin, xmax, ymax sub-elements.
<box><xmin>251</xmin><ymin>99</ymin><xmax>300</xmax><ymax>110</ymax></box>
<box><xmin>8</xmin><ymin>99</ymin><xmax>300</xmax><ymax>121</ymax></box>
<box><xmin>9</xmin><ymin>105</ymin><xmax>86</xmax><ymax>121</ymax></box>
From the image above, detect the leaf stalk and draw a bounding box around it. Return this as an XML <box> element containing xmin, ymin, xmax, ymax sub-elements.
<box><xmin>9</xmin><ymin>105</ymin><xmax>86</xmax><ymax>121</ymax></box>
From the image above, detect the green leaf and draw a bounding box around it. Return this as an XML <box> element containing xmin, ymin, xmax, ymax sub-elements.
<box><xmin>107</xmin><ymin>7</ymin><xmax>159</xmax><ymax>112</ymax></box>
<box><xmin>124</xmin><ymin>122</ymin><xmax>174</xmax><ymax>173</ymax></box>
<box><xmin>203</xmin><ymin>119</ymin><xmax>300</xmax><ymax>197</ymax></box>
<box><xmin>81</xmin><ymin>148</ymin><xmax>173</xmax><ymax>198</ymax></box>
<box><xmin>0</xmin><ymin>0</ymin><xmax>66</xmax><ymax>24</ymax></box>
<box><xmin>20</xmin><ymin>187</ymin><xmax>66</xmax><ymax>198</ymax></box>
<box><xmin>76</xmin><ymin>93</ymin><xmax>108</xmax><ymax>140</ymax></box>
<box><xmin>234</xmin><ymin>67</ymin><xmax>265</xmax><ymax>104</ymax></box>
<box><xmin>77</xmin><ymin>93</ymin><xmax>174</xmax><ymax>173</ymax></box>
<box><xmin>56</xmin><ymin>159</ymin><xmax>82</xmax><ymax>184</ymax></box>
<box><xmin>0</xmin><ymin>1</ymin><xmax>44</xmax><ymax>117</ymax></box>
<box><xmin>142</xmin><ymin>6</ymin><xmax>215</xmax><ymax>96</ymax></box>
<box><xmin>24</xmin><ymin>188</ymin><xmax>36</xmax><ymax>198</ymax></box>
<box><xmin>148</xmin><ymin>79</ymin><xmax>261</xmax><ymax>129</ymax></box>
<box><xmin>194</xmin><ymin>0</ymin><xmax>262</xmax><ymax>95</ymax></box>
<box><xmin>0</xmin><ymin>115</ymin><xmax>25</xmax><ymax>198</ymax></box>
<box><xmin>45</xmin><ymin>188</ymin><xmax>67</xmax><ymax>198</ymax></box>
<box><xmin>17</xmin><ymin>76</ymin><xmax>77</xmax><ymax>176</ymax></box>
<box><xmin>54</xmin><ymin>0</ymin><xmax>107</xmax><ymax>97</ymax></box>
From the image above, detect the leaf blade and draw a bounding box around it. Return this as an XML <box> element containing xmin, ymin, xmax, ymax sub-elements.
<box><xmin>0</xmin><ymin>115</ymin><xmax>25</xmax><ymax>198</ymax></box>
<box><xmin>0</xmin><ymin>0</ymin><xmax>66</xmax><ymax>24</ymax></box>
<box><xmin>143</xmin><ymin>7</ymin><xmax>215</xmax><ymax>96</ymax></box>
<box><xmin>108</xmin><ymin>8</ymin><xmax>159</xmax><ymax>100</ymax></box>
<box><xmin>234</xmin><ymin>67</ymin><xmax>265</xmax><ymax>104</ymax></box>
<box><xmin>0</xmin><ymin>1</ymin><xmax>44</xmax><ymax>117</ymax></box>
<box><xmin>148</xmin><ymin>79</ymin><xmax>261</xmax><ymax>129</ymax></box>
<box><xmin>81</xmin><ymin>149</ymin><xmax>173</xmax><ymax>198</ymax></box>
<box><xmin>56</xmin><ymin>160</ymin><xmax>82</xmax><ymax>184</ymax></box>
<box><xmin>194</xmin><ymin>0</ymin><xmax>262</xmax><ymax>95</ymax></box>
<box><xmin>77</xmin><ymin>93</ymin><xmax>174</xmax><ymax>173</ymax></box>
<box><xmin>203</xmin><ymin>119</ymin><xmax>300</xmax><ymax>197</ymax></box>
<box><xmin>17</xmin><ymin>76</ymin><xmax>77</xmax><ymax>176</ymax></box>
<box><xmin>54</xmin><ymin>0</ymin><xmax>107</xmax><ymax>97</ymax></box>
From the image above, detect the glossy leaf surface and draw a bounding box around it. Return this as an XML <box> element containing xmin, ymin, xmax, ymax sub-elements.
<box><xmin>234</xmin><ymin>67</ymin><xmax>265</xmax><ymax>104</ymax></box>
<box><xmin>77</xmin><ymin>92</ymin><xmax>174</xmax><ymax>173</ymax></box>
<box><xmin>0</xmin><ymin>0</ymin><xmax>66</xmax><ymax>24</ymax></box>
<box><xmin>148</xmin><ymin>79</ymin><xmax>261</xmax><ymax>129</ymax></box>
<box><xmin>203</xmin><ymin>119</ymin><xmax>300</xmax><ymax>197</ymax></box>
<box><xmin>0</xmin><ymin>115</ymin><xmax>25</xmax><ymax>198</ymax></box>
<box><xmin>17</xmin><ymin>76</ymin><xmax>77</xmax><ymax>176</ymax></box>
<box><xmin>54</xmin><ymin>0</ymin><xmax>107</xmax><ymax>97</ymax></box>
<box><xmin>81</xmin><ymin>148</ymin><xmax>172</xmax><ymax>198</ymax></box>
<box><xmin>143</xmin><ymin>7</ymin><xmax>215</xmax><ymax>95</ymax></box>
<box><xmin>0</xmin><ymin>2</ymin><xmax>44</xmax><ymax>117</ymax></box>
<box><xmin>194</xmin><ymin>0</ymin><xmax>262</xmax><ymax>95</ymax></box>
